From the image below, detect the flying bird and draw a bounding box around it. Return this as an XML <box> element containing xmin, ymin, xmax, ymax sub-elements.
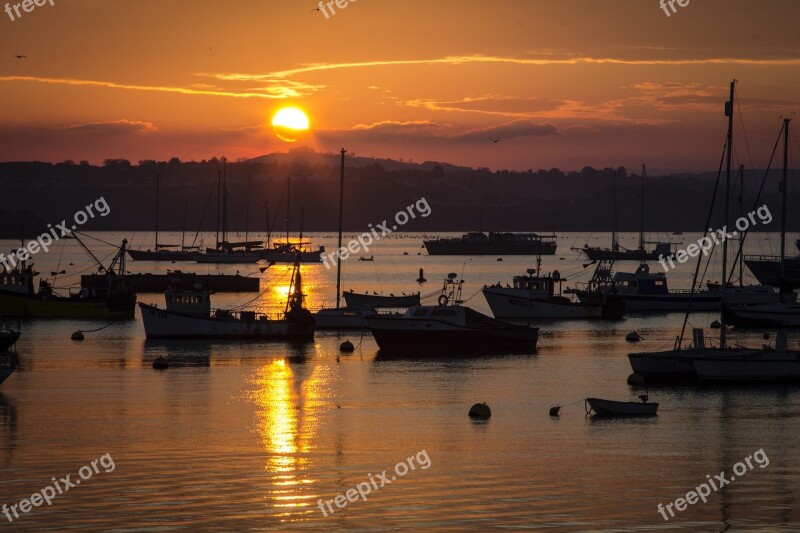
<box><xmin>490</xmin><ymin>138</ymin><xmax>501</xmax><ymax>143</ymax></box>
<box><xmin>15</xmin><ymin>55</ymin><xmax>26</xmax><ymax>59</ymax></box>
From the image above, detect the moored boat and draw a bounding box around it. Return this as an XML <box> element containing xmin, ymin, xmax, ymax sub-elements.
<box><xmin>482</xmin><ymin>262</ymin><xmax>624</xmax><ymax>320</ymax></box>
<box><xmin>366</xmin><ymin>274</ymin><xmax>539</xmax><ymax>355</ymax></box>
<box><xmin>585</xmin><ymin>395</ymin><xmax>659</xmax><ymax>417</ymax></box>
<box><xmin>423</xmin><ymin>231</ymin><xmax>557</xmax><ymax>256</ymax></box>
<box><xmin>0</xmin><ymin>239</ymin><xmax>136</xmax><ymax>319</ymax></box>
<box><xmin>139</xmin><ymin>262</ymin><xmax>314</xmax><ymax>340</ymax></box>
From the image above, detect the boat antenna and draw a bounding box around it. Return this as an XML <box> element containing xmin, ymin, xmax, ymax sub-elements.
<box><xmin>264</xmin><ymin>200</ymin><xmax>271</xmax><ymax>249</ymax></box>
<box><xmin>336</xmin><ymin>148</ymin><xmax>346</xmax><ymax>309</ymax></box>
<box><xmin>611</xmin><ymin>170</ymin><xmax>618</xmax><ymax>253</ymax></box>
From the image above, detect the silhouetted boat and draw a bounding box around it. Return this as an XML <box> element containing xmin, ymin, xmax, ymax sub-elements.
<box><xmin>0</xmin><ymin>322</ymin><xmax>20</xmax><ymax>353</ymax></box>
<box><xmin>423</xmin><ymin>231</ymin><xmax>557</xmax><ymax>256</ymax></box>
<box><xmin>482</xmin><ymin>260</ymin><xmax>624</xmax><ymax>320</ymax></box>
<box><xmin>573</xmin><ymin>166</ymin><xmax>677</xmax><ymax>261</ymax></box>
<box><xmin>343</xmin><ymin>290</ymin><xmax>421</xmax><ymax>309</ymax></box>
<box><xmin>139</xmin><ymin>262</ymin><xmax>313</xmax><ymax>339</ymax></box>
<box><xmin>0</xmin><ymin>239</ymin><xmax>136</xmax><ymax>319</ymax></box>
<box><xmin>366</xmin><ymin>274</ymin><xmax>539</xmax><ymax>355</ymax></box>
<box><xmin>586</xmin><ymin>395</ymin><xmax>658</xmax><ymax>417</ymax></box>
<box><xmin>693</xmin><ymin>333</ymin><xmax>800</xmax><ymax>381</ymax></box>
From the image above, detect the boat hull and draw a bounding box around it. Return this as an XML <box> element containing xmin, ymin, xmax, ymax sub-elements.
<box><xmin>586</xmin><ymin>398</ymin><xmax>658</xmax><ymax>417</ymax></box>
<box><xmin>423</xmin><ymin>241</ymin><xmax>556</xmax><ymax>256</ymax></box>
<box><xmin>343</xmin><ymin>292</ymin><xmax>420</xmax><ymax>308</ymax></box>
<box><xmin>315</xmin><ymin>307</ymin><xmax>375</xmax><ymax>329</ymax></box>
<box><xmin>127</xmin><ymin>249</ymin><xmax>197</xmax><ymax>261</ymax></box>
<box><xmin>482</xmin><ymin>287</ymin><xmax>620</xmax><ymax>319</ymax></box>
<box><xmin>192</xmin><ymin>253</ymin><xmax>260</xmax><ymax>264</ymax></box>
<box><xmin>629</xmin><ymin>348</ymin><xmax>764</xmax><ymax>380</ymax></box>
<box><xmin>724</xmin><ymin>303</ymin><xmax>800</xmax><ymax>328</ymax></box>
<box><xmin>693</xmin><ymin>353</ymin><xmax>800</xmax><ymax>382</ymax></box>
<box><xmin>0</xmin><ymin>366</ymin><xmax>13</xmax><ymax>387</ymax></box>
<box><xmin>0</xmin><ymin>289</ymin><xmax>136</xmax><ymax>319</ymax></box>
<box><xmin>744</xmin><ymin>257</ymin><xmax>800</xmax><ymax>289</ymax></box>
<box><xmin>0</xmin><ymin>331</ymin><xmax>20</xmax><ymax>352</ymax></box>
<box><xmin>366</xmin><ymin>316</ymin><xmax>538</xmax><ymax>355</ymax></box>
<box><xmin>139</xmin><ymin>303</ymin><xmax>314</xmax><ymax>340</ymax></box>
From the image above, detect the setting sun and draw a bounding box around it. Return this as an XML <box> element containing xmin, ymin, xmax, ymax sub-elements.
<box><xmin>272</xmin><ymin>107</ymin><xmax>310</xmax><ymax>143</ymax></box>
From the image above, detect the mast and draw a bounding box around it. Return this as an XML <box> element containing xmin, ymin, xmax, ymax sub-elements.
<box><xmin>720</xmin><ymin>79</ymin><xmax>736</xmax><ymax>349</ymax></box>
<box><xmin>264</xmin><ymin>201</ymin><xmax>271</xmax><ymax>249</ymax></box>
<box><xmin>221</xmin><ymin>158</ymin><xmax>228</xmax><ymax>245</ymax></box>
<box><xmin>639</xmin><ymin>164</ymin><xmax>646</xmax><ymax>261</ymax></box>
<box><xmin>780</xmin><ymin>117</ymin><xmax>791</xmax><ymax>291</ymax></box>
<box><xmin>737</xmin><ymin>164</ymin><xmax>745</xmax><ymax>286</ymax></box>
<box><xmin>611</xmin><ymin>170</ymin><xmax>618</xmax><ymax>252</ymax></box>
<box><xmin>215</xmin><ymin>170</ymin><xmax>221</xmax><ymax>249</ymax></box>
<box><xmin>181</xmin><ymin>198</ymin><xmax>187</xmax><ymax>251</ymax></box>
<box><xmin>286</xmin><ymin>177</ymin><xmax>291</xmax><ymax>245</ymax></box>
<box><xmin>336</xmin><ymin>148</ymin><xmax>346</xmax><ymax>309</ymax></box>
<box><xmin>245</xmin><ymin>201</ymin><xmax>249</xmax><ymax>244</ymax></box>
<box><xmin>155</xmin><ymin>173</ymin><xmax>160</xmax><ymax>250</ymax></box>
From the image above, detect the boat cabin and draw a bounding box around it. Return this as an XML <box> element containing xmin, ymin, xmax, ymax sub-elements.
<box><xmin>165</xmin><ymin>285</ymin><xmax>212</xmax><ymax>316</ymax></box>
<box><xmin>510</xmin><ymin>269</ymin><xmax>561</xmax><ymax>298</ymax></box>
<box><xmin>0</xmin><ymin>265</ymin><xmax>35</xmax><ymax>295</ymax></box>
<box><xmin>612</xmin><ymin>263</ymin><xmax>668</xmax><ymax>295</ymax></box>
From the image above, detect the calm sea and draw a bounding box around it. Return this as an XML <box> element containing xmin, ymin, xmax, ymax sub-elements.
<box><xmin>1</xmin><ymin>231</ymin><xmax>799</xmax><ymax>532</ymax></box>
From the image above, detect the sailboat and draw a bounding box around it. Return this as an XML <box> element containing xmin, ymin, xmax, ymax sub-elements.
<box><xmin>573</xmin><ymin>167</ymin><xmax>676</xmax><ymax>261</ymax></box>
<box><xmin>314</xmin><ymin>149</ymin><xmax>416</xmax><ymax>329</ymax></box>
<box><xmin>628</xmin><ymin>80</ymin><xmax>773</xmax><ymax>380</ymax></box>
<box><xmin>192</xmin><ymin>162</ymin><xmax>262</xmax><ymax>264</ymax></box>
<box><xmin>256</xmin><ymin>177</ymin><xmax>324</xmax><ymax>263</ymax></box>
<box><xmin>128</xmin><ymin>174</ymin><xmax>199</xmax><ymax>261</ymax></box>
<box><xmin>725</xmin><ymin>124</ymin><xmax>800</xmax><ymax>328</ymax></box>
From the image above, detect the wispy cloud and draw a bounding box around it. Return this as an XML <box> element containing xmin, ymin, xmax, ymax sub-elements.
<box><xmin>58</xmin><ymin>119</ymin><xmax>158</xmax><ymax>135</ymax></box>
<box><xmin>0</xmin><ymin>76</ymin><xmax>320</xmax><ymax>99</ymax></box>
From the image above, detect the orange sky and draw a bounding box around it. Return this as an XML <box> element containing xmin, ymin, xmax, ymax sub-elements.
<box><xmin>1</xmin><ymin>0</ymin><xmax>799</xmax><ymax>172</ymax></box>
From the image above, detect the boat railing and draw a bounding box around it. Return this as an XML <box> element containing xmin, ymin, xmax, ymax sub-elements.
<box><xmin>211</xmin><ymin>308</ymin><xmax>285</xmax><ymax>322</ymax></box>
<box><xmin>743</xmin><ymin>254</ymin><xmax>799</xmax><ymax>262</ymax></box>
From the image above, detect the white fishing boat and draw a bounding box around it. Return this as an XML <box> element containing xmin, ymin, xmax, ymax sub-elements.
<box><xmin>139</xmin><ymin>263</ymin><xmax>314</xmax><ymax>340</ymax></box>
<box><xmin>482</xmin><ymin>260</ymin><xmax>624</xmax><ymax>320</ymax></box>
<box><xmin>693</xmin><ymin>332</ymin><xmax>800</xmax><ymax>381</ymax></box>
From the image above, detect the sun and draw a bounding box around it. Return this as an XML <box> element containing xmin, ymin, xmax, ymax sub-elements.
<box><xmin>272</xmin><ymin>107</ymin><xmax>310</xmax><ymax>143</ymax></box>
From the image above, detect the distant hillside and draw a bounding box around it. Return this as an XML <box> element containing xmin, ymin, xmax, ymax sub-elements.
<box><xmin>0</xmin><ymin>148</ymin><xmax>796</xmax><ymax>239</ymax></box>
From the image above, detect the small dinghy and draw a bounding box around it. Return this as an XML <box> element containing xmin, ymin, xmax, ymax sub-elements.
<box><xmin>585</xmin><ymin>394</ymin><xmax>658</xmax><ymax>417</ymax></box>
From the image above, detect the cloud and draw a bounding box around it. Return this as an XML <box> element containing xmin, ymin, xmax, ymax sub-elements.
<box><xmin>0</xmin><ymin>76</ymin><xmax>320</xmax><ymax>99</ymax></box>
<box><xmin>456</xmin><ymin>120</ymin><xmax>559</xmax><ymax>141</ymax></box>
<box><xmin>58</xmin><ymin>119</ymin><xmax>158</xmax><ymax>135</ymax></box>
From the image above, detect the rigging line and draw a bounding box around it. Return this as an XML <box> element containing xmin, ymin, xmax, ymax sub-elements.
<box><xmin>224</xmin><ymin>267</ymin><xmax>294</xmax><ymax>310</ymax></box>
<box><xmin>190</xmin><ymin>174</ymin><xmax>219</xmax><ymax>249</ymax></box>
<box><xmin>679</xmin><ymin>138</ymin><xmax>727</xmax><ymax>344</ymax></box>
<box><xmin>52</xmin><ymin>238</ymin><xmax>66</xmax><ymax>286</ymax></box>
<box><xmin>55</xmin><ymin>251</ymin><xmax>118</xmax><ymax>281</ymax></box>
<box><xmin>724</xmin><ymin>121</ymin><xmax>786</xmax><ymax>286</ymax></box>
<box><xmin>735</xmin><ymin>88</ymin><xmax>758</xmax><ymax>174</ymax></box>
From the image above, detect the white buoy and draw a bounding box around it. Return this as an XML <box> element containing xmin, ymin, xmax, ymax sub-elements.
<box><xmin>626</xmin><ymin>331</ymin><xmax>641</xmax><ymax>342</ymax></box>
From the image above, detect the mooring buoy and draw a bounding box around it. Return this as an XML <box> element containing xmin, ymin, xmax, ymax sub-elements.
<box><xmin>710</xmin><ymin>320</ymin><xmax>721</xmax><ymax>329</ymax></box>
<box><xmin>469</xmin><ymin>402</ymin><xmax>491</xmax><ymax>419</ymax></box>
<box><xmin>549</xmin><ymin>406</ymin><xmax>561</xmax><ymax>417</ymax></box>
<box><xmin>71</xmin><ymin>331</ymin><xmax>84</xmax><ymax>341</ymax></box>
<box><xmin>152</xmin><ymin>357</ymin><xmax>169</xmax><ymax>369</ymax></box>
<box><xmin>627</xmin><ymin>373</ymin><xmax>646</xmax><ymax>385</ymax></box>
<box><xmin>340</xmin><ymin>340</ymin><xmax>355</xmax><ymax>353</ymax></box>
<box><xmin>626</xmin><ymin>331</ymin><xmax>641</xmax><ymax>342</ymax></box>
